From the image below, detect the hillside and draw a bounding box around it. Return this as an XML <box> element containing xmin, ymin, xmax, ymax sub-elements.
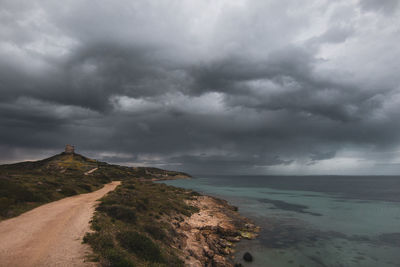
<box><xmin>0</xmin><ymin>150</ymin><xmax>190</xmax><ymax>220</ymax></box>
<box><xmin>0</xmin><ymin>149</ymin><xmax>258</xmax><ymax>267</ymax></box>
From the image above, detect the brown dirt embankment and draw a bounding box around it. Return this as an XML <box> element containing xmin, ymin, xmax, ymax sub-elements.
<box><xmin>174</xmin><ymin>195</ymin><xmax>260</xmax><ymax>267</ymax></box>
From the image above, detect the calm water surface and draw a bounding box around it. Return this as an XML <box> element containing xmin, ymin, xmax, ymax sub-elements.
<box><xmin>160</xmin><ymin>175</ymin><xmax>400</xmax><ymax>267</ymax></box>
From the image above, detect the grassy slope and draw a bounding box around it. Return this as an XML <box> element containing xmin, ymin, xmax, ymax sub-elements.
<box><xmin>0</xmin><ymin>153</ymin><xmax>189</xmax><ymax>220</ymax></box>
<box><xmin>84</xmin><ymin>179</ymin><xmax>201</xmax><ymax>267</ymax></box>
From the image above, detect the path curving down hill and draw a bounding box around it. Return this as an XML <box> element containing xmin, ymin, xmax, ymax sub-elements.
<box><xmin>0</xmin><ymin>181</ymin><xmax>121</xmax><ymax>267</ymax></box>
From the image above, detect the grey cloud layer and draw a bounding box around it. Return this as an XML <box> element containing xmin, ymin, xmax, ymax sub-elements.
<box><xmin>0</xmin><ymin>0</ymin><xmax>399</xmax><ymax>174</ymax></box>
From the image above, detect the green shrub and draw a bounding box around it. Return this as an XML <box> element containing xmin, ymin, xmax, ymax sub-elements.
<box><xmin>33</xmin><ymin>192</ymin><xmax>50</xmax><ymax>202</ymax></box>
<box><xmin>0</xmin><ymin>179</ymin><xmax>38</xmax><ymax>202</ymax></box>
<box><xmin>0</xmin><ymin>197</ymin><xmax>14</xmax><ymax>217</ymax></box>
<box><xmin>60</xmin><ymin>186</ymin><xmax>78</xmax><ymax>196</ymax></box>
<box><xmin>91</xmin><ymin>216</ymin><xmax>103</xmax><ymax>231</ymax></box>
<box><xmin>101</xmin><ymin>198</ymin><xmax>118</xmax><ymax>205</ymax></box>
<box><xmin>117</xmin><ymin>231</ymin><xmax>164</xmax><ymax>263</ymax></box>
<box><xmin>98</xmin><ymin>205</ymin><xmax>137</xmax><ymax>223</ymax></box>
<box><xmin>134</xmin><ymin>201</ymin><xmax>147</xmax><ymax>211</ymax></box>
<box><xmin>144</xmin><ymin>225</ymin><xmax>166</xmax><ymax>241</ymax></box>
<box><xmin>84</xmin><ymin>232</ymin><xmax>114</xmax><ymax>250</ymax></box>
<box><xmin>125</xmin><ymin>184</ymin><xmax>135</xmax><ymax>190</ymax></box>
<box><xmin>78</xmin><ymin>183</ymin><xmax>92</xmax><ymax>191</ymax></box>
<box><xmin>104</xmin><ymin>248</ymin><xmax>135</xmax><ymax>267</ymax></box>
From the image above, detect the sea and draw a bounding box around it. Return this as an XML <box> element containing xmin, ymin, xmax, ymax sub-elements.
<box><xmin>159</xmin><ymin>175</ymin><xmax>400</xmax><ymax>267</ymax></box>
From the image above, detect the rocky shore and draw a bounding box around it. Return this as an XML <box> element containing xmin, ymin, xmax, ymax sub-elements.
<box><xmin>172</xmin><ymin>195</ymin><xmax>260</xmax><ymax>267</ymax></box>
<box><xmin>85</xmin><ymin>178</ymin><xmax>259</xmax><ymax>266</ymax></box>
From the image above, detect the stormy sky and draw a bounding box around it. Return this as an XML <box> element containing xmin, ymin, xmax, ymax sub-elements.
<box><xmin>1</xmin><ymin>0</ymin><xmax>400</xmax><ymax>175</ymax></box>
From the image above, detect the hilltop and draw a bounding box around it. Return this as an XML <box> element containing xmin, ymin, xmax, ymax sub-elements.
<box><xmin>0</xmin><ymin>147</ymin><xmax>258</xmax><ymax>267</ymax></box>
<box><xmin>0</xmin><ymin>148</ymin><xmax>189</xmax><ymax>219</ymax></box>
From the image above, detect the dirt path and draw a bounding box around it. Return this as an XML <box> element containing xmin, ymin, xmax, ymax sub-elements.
<box><xmin>84</xmin><ymin>168</ymin><xmax>98</xmax><ymax>175</ymax></box>
<box><xmin>0</xmin><ymin>181</ymin><xmax>121</xmax><ymax>267</ymax></box>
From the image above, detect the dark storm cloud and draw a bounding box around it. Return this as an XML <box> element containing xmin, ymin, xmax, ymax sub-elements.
<box><xmin>188</xmin><ymin>46</ymin><xmax>315</xmax><ymax>93</ymax></box>
<box><xmin>0</xmin><ymin>42</ymin><xmax>179</xmax><ymax>111</ymax></box>
<box><xmin>0</xmin><ymin>0</ymin><xmax>400</xmax><ymax>174</ymax></box>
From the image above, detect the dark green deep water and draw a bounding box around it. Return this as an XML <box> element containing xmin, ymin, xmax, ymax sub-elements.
<box><xmin>160</xmin><ymin>175</ymin><xmax>400</xmax><ymax>267</ymax></box>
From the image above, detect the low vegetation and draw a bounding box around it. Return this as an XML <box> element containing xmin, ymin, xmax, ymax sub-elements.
<box><xmin>84</xmin><ymin>179</ymin><xmax>200</xmax><ymax>267</ymax></box>
<box><xmin>0</xmin><ymin>152</ymin><xmax>189</xmax><ymax>220</ymax></box>
<box><xmin>0</xmin><ymin>151</ymin><xmax>256</xmax><ymax>267</ymax></box>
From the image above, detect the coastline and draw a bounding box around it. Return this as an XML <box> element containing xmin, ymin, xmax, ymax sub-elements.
<box><xmin>176</xmin><ymin>195</ymin><xmax>259</xmax><ymax>266</ymax></box>
<box><xmin>137</xmin><ymin>174</ymin><xmax>191</xmax><ymax>182</ymax></box>
<box><xmin>154</xmin><ymin>176</ymin><xmax>260</xmax><ymax>266</ymax></box>
<box><xmin>84</xmin><ymin>176</ymin><xmax>260</xmax><ymax>266</ymax></box>
<box><xmin>0</xmin><ymin>152</ymin><xmax>259</xmax><ymax>266</ymax></box>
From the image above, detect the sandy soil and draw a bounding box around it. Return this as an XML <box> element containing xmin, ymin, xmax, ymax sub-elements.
<box><xmin>0</xmin><ymin>181</ymin><xmax>121</xmax><ymax>267</ymax></box>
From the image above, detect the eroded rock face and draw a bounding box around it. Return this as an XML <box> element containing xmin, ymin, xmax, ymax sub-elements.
<box><xmin>173</xmin><ymin>195</ymin><xmax>259</xmax><ymax>267</ymax></box>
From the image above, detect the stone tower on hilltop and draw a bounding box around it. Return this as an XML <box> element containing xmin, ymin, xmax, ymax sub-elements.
<box><xmin>65</xmin><ymin>144</ymin><xmax>75</xmax><ymax>154</ymax></box>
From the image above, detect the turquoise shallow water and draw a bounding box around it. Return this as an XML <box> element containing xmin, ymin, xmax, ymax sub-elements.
<box><xmin>159</xmin><ymin>175</ymin><xmax>400</xmax><ymax>267</ymax></box>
